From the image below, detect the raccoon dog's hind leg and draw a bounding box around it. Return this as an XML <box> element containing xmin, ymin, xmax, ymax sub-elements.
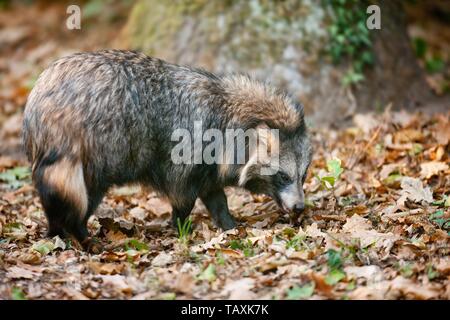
<box><xmin>33</xmin><ymin>152</ymin><xmax>89</xmax><ymax>243</ymax></box>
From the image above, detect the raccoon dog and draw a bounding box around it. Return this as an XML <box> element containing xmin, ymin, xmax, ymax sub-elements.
<box><xmin>23</xmin><ymin>50</ymin><xmax>312</xmax><ymax>247</ymax></box>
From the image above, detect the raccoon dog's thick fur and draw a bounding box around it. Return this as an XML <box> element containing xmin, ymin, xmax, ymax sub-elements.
<box><xmin>23</xmin><ymin>50</ymin><xmax>312</xmax><ymax>246</ymax></box>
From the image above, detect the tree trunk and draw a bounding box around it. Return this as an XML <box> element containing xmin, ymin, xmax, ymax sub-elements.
<box><xmin>354</xmin><ymin>0</ymin><xmax>432</xmax><ymax>112</ymax></box>
<box><xmin>116</xmin><ymin>0</ymin><xmax>432</xmax><ymax>126</ymax></box>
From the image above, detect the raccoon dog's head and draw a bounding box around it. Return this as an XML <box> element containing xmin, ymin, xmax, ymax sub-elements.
<box><xmin>238</xmin><ymin>119</ymin><xmax>312</xmax><ymax>215</ymax></box>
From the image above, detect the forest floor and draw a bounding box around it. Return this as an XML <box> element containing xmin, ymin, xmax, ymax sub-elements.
<box><xmin>0</xmin><ymin>2</ymin><xmax>449</xmax><ymax>300</ymax></box>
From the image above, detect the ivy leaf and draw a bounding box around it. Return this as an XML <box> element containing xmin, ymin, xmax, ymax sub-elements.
<box><xmin>327</xmin><ymin>158</ymin><xmax>344</xmax><ymax>179</ymax></box>
<box><xmin>32</xmin><ymin>240</ymin><xmax>55</xmax><ymax>256</ymax></box>
<box><xmin>327</xmin><ymin>249</ymin><xmax>343</xmax><ymax>270</ymax></box>
<box><xmin>125</xmin><ymin>239</ymin><xmax>149</xmax><ymax>252</ymax></box>
<box><xmin>11</xmin><ymin>287</ymin><xmax>27</xmax><ymax>300</ymax></box>
<box><xmin>325</xmin><ymin>269</ymin><xmax>346</xmax><ymax>285</ymax></box>
<box><xmin>286</xmin><ymin>282</ymin><xmax>315</xmax><ymax>299</ymax></box>
<box><xmin>198</xmin><ymin>264</ymin><xmax>216</xmax><ymax>282</ymax></box>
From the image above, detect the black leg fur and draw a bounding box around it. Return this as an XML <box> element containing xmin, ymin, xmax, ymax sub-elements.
<box><xmin>200</xmin><ymin>189</ymin><xmax>236</xmax><ymax>230</ymax></box>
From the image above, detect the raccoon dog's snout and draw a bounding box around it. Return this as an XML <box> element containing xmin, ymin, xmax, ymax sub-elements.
<box><xmin>293</xmin><ymin>202</ymin><xmax>305</xmax><ymax>214</ymax></box>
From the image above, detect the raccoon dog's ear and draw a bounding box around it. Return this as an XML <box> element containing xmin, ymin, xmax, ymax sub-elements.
<box><xmin>238</xmin><ymin>123</ymin><xmax>280</xmax><ymax>186</ymax></box>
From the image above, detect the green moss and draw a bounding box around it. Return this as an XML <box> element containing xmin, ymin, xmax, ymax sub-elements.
<box><xmin>124</xmin><ymin>0</ymin><xmax>327</xmax><ymax>68</ymax></box>
<box><xmin>323</xmin><ymin>0</ymin><xmax>374</xmax><ymax>85</ymax></box>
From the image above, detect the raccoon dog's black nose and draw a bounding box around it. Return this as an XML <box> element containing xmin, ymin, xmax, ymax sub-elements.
<box><xmin>293</xmin><ymin>203</ymin><xmax>305</xmax><ymax>214</ymax></box>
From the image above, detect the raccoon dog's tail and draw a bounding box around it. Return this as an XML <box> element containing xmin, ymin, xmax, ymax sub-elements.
<box><xmin>32</xmin><ymin>150</ymin><xmax>89</xmax><ymax>241</ymax></box>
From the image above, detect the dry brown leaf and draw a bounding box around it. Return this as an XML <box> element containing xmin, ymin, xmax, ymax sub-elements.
<box><xmin>222</xmin><ymin>278</ymin><xmax>256</xmax><ymax>300</ymax></box>
<box><xmin>62</xmin><ymin>287</ymin><xmax>89</xmax><ymax>300</ymax></box>
<box><xmin>99</xmin><ymin>275</ymin><xmax>132</xmax><ymax>294</ymax></box>
<box><xmin>398</xmin><ymin>177</ymin><xmax>434</xmax><ymax>205</ymax></box>
<box><xmin>393</xmin><ymin>129</ymin><xmax>424</xmax><ymax>143</ymax></box>
<box><xmin>419</xmin><ymin>161</ymin><xmax>449</xmax><ymax>179</ymax></box>
<box><xmin>89</xmin><ymin>262</ymin><xmax>125</xmax><ymax>275</ymax></box>
<box><xmin>151</xmin><ymin>252</ymin><xmax>173</xmax><ymax>267</ymax></box>
<box><xmin>100</xmin><ymin>251</ymin><xmax>128</xmax><ymax>263</ymax></box>
<box><xmin>434</xmin><ymin>114</ymin><xmax>450</xmax><ymax>146</ymax></box>
<box><xmin>379</xmin><ymin>163</ymin><xmax>400</xmax><ymax>180</ymax></box>
<box><xmin>349</xmin><ymin>282</ymin><xmax>390</xmax><ymax>300</ymax></box>
<box><xmin>174</xmin><ymin>273</ymin><xmax>195</xmax><ymax>294</ymax></box>
<box><xmin>311</xmin><ymin>272</ymin><xmax>334</xmax><ymax>298</ymax></box>
<box><xmin>434</xmin><ymin>258</ymin><xmax>450</xmax><ymax>275</ymax></box>
<box><xmin>342</xmin><ymin>215</ymin><xmax>399</xmax><ymax>250</ymax></box>
<box><xmin>6</xmin><ymin>265</ymin><xmax>42</xmax><ymax>279</ymax></box>
<box><xmin>145</xmin><ymin>197</ymin><xmax>172</xmax><ymax>217</ymax></box>
<box><xmin>129</xmin><ymin>206</ymin><xmax>147</xmax><ymax>220</ymax></box>
<box><xmin>344</xmin><ymin>266</ymin><xmax>384</xmax><ymax>282</ymax></box>
<box><xmin>389</xmin><ymin>276</ymin><xmax>440</xmax><ymax>300</ymax></box>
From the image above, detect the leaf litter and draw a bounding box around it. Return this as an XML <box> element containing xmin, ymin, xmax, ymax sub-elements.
<box><xmin>0</xmin><ymin>2</ymin><xmax>449</xmax><ymax>301</ymax></box>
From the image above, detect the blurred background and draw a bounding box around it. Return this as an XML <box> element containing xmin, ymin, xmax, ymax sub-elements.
<box><xmin>0</xmin><ymin>0</ymin><xmax>449</xmax><ymax>162</ymax></box>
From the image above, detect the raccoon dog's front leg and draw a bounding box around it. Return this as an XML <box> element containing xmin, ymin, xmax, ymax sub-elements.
<box><xmin>200</xmin><ymin>189</ymin><xmax>237</xmax><ymax>230</ymax></box>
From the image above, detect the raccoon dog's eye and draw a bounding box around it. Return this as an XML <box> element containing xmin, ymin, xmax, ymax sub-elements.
<box><xmin>278</xmin><ymin>172</ymin><xmax>292</xmax><ymax>184</ymax></box>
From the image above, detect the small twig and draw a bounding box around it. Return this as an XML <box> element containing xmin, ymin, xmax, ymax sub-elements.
<box><xmin>348</xmin><ymin>126</ymin><xmax>382</xmax><ymax>170</ymax></box>
<box><xmin>313</xmin><ymin>214</ymin><xmax>347</xmax><ymax>222</ymax></box>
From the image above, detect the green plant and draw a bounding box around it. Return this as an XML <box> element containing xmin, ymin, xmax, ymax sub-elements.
<box><xmin>177</xmin><ymin>217</ymin><xmax>193</xmax><ymax>244</ymax></box>
<box><xmin>124</xmin><ymin>239</ymin><xmax>149</xmax><ymax>252</ymax></box>
<box><xmin>197</xmin><ymin>264</ymin><xmax>217</xmax><ymax>282</ymax></box>
<box><xmin>316</xmin><ymin>158</ymin><xmax>344</xmax><ymax>190</ymax></box>
<box><xmin>286</xmin><ymin>235</ymin><xmax>307</xmax><ymax>251</ymax></box>
<box><xmin>286</xmin><ymin>282</ymin><xmax>315</xmax><ymax>299</ymax></box>
<box><xmin>11</xmin><ymin>287</ymin><xmax>27</xmax><ymax>300</ymax></box>
<box><xmin>229</xmin><ymin>239</ymin><xmax>255</xmax><ymax>257</ymax></box>
<box><xmin>429</xmin><ymin>210</ymin><xmax>449</xmax><ymax>231</ymax></box>
<box><xmin>432</xmin><ymin>195</ymin><xmax>450</xmax><ymax>208</ymax></box>
<box><xmin>324</xmin><ymin>248</ymin><xmax>346</xmax><ymax>285</ymax></box>
<box><xmin>215</xmin><ymin>251</ymin><xmax>226</xmax><ymax>265</ymax></box>
<box><xmin>426</xmin><ymin>264</ymin><xmax>439</xmax><ymax>280</ymax></box>
<box><xmin>425</xmin><ymin>56</ymin><xmax>445</xmax><ymax>74</ymax></box>
<box><xmin>327</xmin><ymin>248</ymin><xmax>343</xmax><ymax>269</ymax></box>
<box><xmin>399</xmin><ymin>263</ymin><xmax>414</xmax><ymax>278</ymax></box>
<box><xmin>413</xmin><ymin>37</ymin><xmax>427</xmax><ymax>59</ymax></box>
<box><xmin>324</xmin><ymin>0</ymin><xmax>373</xmax><ymax>85</ymax></box>
<box><xmin>0</xmin><ymin>166</ymin><xmax>31</xmax><ymax>189</ymax></box>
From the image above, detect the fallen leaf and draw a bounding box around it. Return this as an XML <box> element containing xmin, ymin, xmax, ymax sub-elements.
<box><xmin>398</xmin><ymin>177</ymin><xmax>434</xmax><ymax>205</ymax></box>
<box><xmin>344</xmin><ymin>266</ymin><xmax>384</xmax><ymax>282</ymax></box>
<box><xmin>151</xmin><ymin>252</ymin><xmax>173</xmax><ymax>267</ymax></box>
<box><xmin>379</xmin><ymin>163</ymin><xmax>400</xmax><ymax>180</ymax></box>
<box><xmin>100</xmin><ymin>275</ymin><xmax>132</xmax><ymax>294</ymax></box>
<box><xmin>419</xmin><ymin>161</ymin><xmax>449</xmax><ymax>179</ymax></box>
<box><xmin>389</xmin><ymin>276</ymin><xmax>440</xmax><ymax>300</ymax></box>
<box><xmin>343</xmin><ymin>215</ymin><xmax>399</xmax><ymax>250</ymax></box>
<box><xmin>145</xmin><ymin>197</ymin><xmax>172</xmax><ymax>217</ymax></box>
<box><xmin>286</xmin><ymin>282</ymin><xmax>315</xmax><ymax>299</ymax></box>
<box><xmin>393</xmin><ymin>129</ymin><xmax>424</xmax><ymax>143</ymax></box>
<box><xmin>129</xmin><ymin>207</ymin><xmax>147</xmax><ymax>220</ymax></box>
<box><xmin>6</xmin><ymin>265</ymin><xmax>41</xmax><ymax>279</ymax></box>
<box><xmin>222</xmin><ymin>278</ymin><xmax>256</xmax><ymax>299</ymax></box>
<box><xmin>198</xmin><ymin>264</ymin><xmax>216</xmax><ymax>282</ymax></box>
<box><xmin>89</xmin><ymin>262</ymin><xmax>125</xmax><ymax>275</ymax></box>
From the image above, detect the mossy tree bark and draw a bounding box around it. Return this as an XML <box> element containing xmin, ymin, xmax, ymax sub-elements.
<box><xmin>117</xmin><ymin>0</ymin><xmax>431</xmax><ymax>126</ymax></box>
